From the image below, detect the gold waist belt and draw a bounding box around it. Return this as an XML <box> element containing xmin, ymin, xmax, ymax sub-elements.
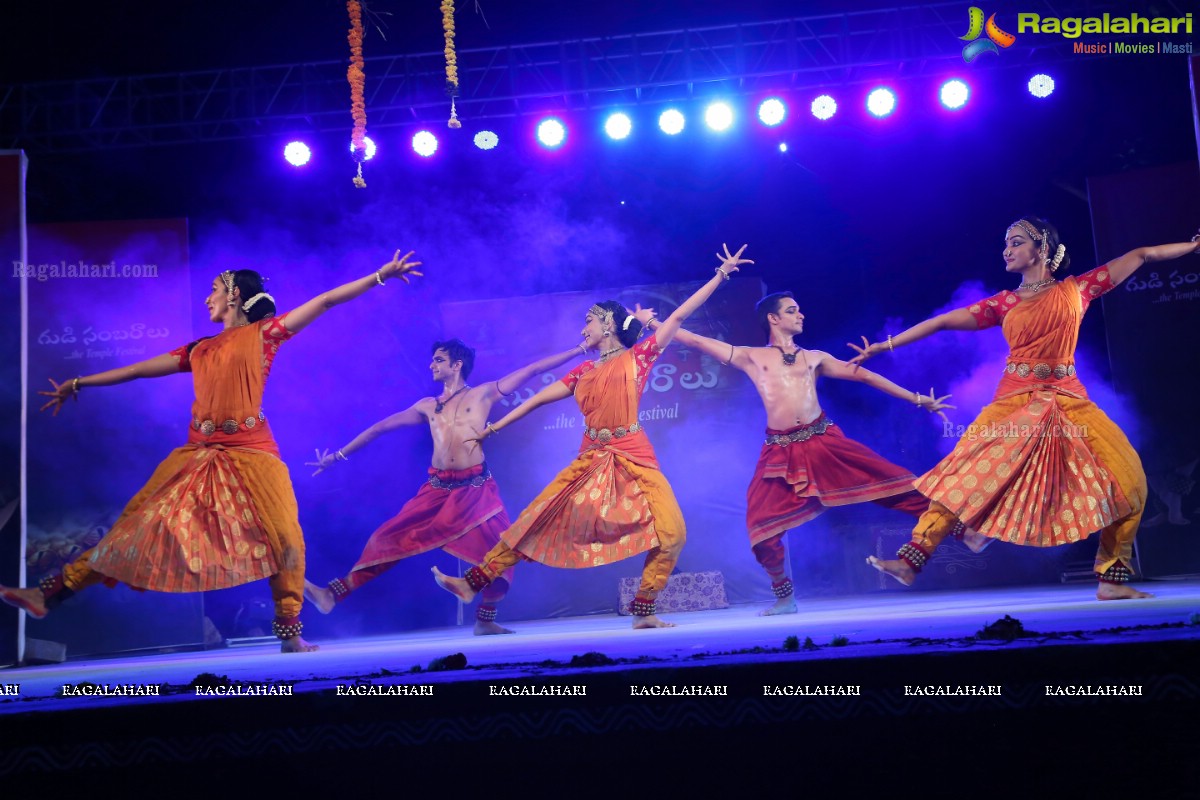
<box><xmin>193</xmin><ymin>410</ymin><xmax>267</xmax><ymax>436</ymax></box>
<box><xmin>1004</xmin><ymin>362</ymin><xmax>1076</xmax><ymax>381</ymax></box>
<box><xmin>585</xmin><ymin>422</ymin><xmax>643</xmax><ymax>443</ymax></box>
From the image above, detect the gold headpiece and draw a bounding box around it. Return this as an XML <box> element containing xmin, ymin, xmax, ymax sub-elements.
<box><xmin>1008</xmin><ymin>220</ymin><xmax>1049</xmax><ymax>265</ymax></box>
<box><xmin>588</xmin><ymin>304</ymin><xmax>614</xmax><ymax>330</ymax></box>
<box><xmin>1008</xmin><ymin>220</ymin><xmax>1043</xmax><ymax>243</ymax></box>
<box><xmin>220</xmin><ymin>270</ymin><xmax>236</xmax><ymax>295</ymax></box>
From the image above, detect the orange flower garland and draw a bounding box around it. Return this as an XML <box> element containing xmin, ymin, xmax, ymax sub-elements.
<box><xmin>347</xmin><ymin>0</ymin><xmax>367</xmax><ymax>187</ymax></box>
<box><xmin>441</xmin><ymin>0</ymin><xmax>461</xmax><ymax>128</ymax></box>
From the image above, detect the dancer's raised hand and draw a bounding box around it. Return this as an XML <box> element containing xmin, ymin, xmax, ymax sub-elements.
<box><xmin>715</xmin><ymin>243</ymin><xmax>753</xmax><ymax>277</ymax></box>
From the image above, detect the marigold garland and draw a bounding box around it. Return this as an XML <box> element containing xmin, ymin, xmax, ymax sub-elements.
<box><xmin>441</xmin><ymin>0</ymin><xmax>461</xmax><ymax>128</ymax></box>
<box><xmin>347</xmin><ymin>0</ymin><xmax>368</xmax><ymax>187</ymax></box>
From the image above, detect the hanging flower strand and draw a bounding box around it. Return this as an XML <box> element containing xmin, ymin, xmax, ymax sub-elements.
<box><xmin>347</xmin><ymin>0</ymin><xmax>368</xmax><ymax>187</ymax></box>
<box><xmin>441</xmin><ymin>0</ymin><xmax>461</xmax><ymax>128</ymax></box>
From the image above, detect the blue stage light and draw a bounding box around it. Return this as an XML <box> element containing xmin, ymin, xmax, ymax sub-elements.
<box><xmin>283</xmin><ymin>141</ymin><xmax>311</xmax><ymax>166</ymax></box>
<box><xmin>1028</xmin><ymin>74</ymin><xmax>1055</xmax><ymax>98</ymax></box>
<box><xmin>604</xmin><ymin>113</ymin><xmax>633</xmax><ymax>140</ymax></box>
<box><xmin>349</xmin><ymin>136</ymin><xmax>376</xmax><ymax>161</ymax></box>
<box><xmin>658</xmin><ymin>108</ymin><xmax>686</xmax><ymax>135</ymax></box>
<box><xmin>758</xmin><ymin>98</ymin><xmax>787</xmax><ymax>126</ymax></box>
<box><xmin>536</xmin><ymin>118</ymin><xmax>567</xmax><ymax>148</ymax></box>
<box><xmin>811</xmin><ymin>95</ymin><xmax>837</xmax><ymax>121</ymax></box>
<box><xmin>412</xmin><ymin>131</ymin><xmax>438</xmax><ymax>157</ymax></box>
<box><xmin>704</xmin><ymin>102</ymin><xmax>734</xmax><ymax>131</ymax></box>
<box><xmin>866</xmin><ymin>88</ymin><xmax>897</xmax><ymax>118</ymax></box>
<box><xmin>940</xmin><ymin>80</ymin><xmax>970</xmax><ymax>110</ymax></box>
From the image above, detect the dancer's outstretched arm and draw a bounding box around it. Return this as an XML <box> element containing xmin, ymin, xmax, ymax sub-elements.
<box><xmin>490</xmin><ymin>344</ymin><xmax>587</xmax><ymax>400</ymax></box>
<box><xmin>650</xmin><ymin>244</ymin><xmax>753</xmax><ymax>348</ymax></box>
<box><xmin>816</xmin><ymin>352</ymin><xmax>954</xmax><ymax>423</ymax></box>
<box><xmin>38</xmin><ymin>353</ymin><xmax>185</xmax><ymax>415</ymax></box>
<box><xmin>284</xmin><ymin>249</ymin><xmax>422</xmax><ymax>334</ymax></box>
<box><xmin>846</xmin><ymin>307</ymin><xmax>977</xmax><ymax>368</ymax></box>
<box><xmin>1103</xmin><ymin>237</ymin><xmax>1200</xmax><ymax>285</ymax></box>
<box><xmin>470</xmin><ymin>381</ymin><xmax>573</xmax><ymax>446</ymax></box>
<box><xmin>308</xmin><ymin>404</ymin><xmax>426</xmax><ymax>475</ymax></box>
<box><xmin>653</xmin><ymin>326</ymin><xmax>753</xmax><ymax>372</ymax></box>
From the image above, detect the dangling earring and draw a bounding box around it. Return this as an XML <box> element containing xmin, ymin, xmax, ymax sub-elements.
<box><xmin>602</xmin><ymin>330</ymin><xmax>611</xmax><ymax>337</ymax></box>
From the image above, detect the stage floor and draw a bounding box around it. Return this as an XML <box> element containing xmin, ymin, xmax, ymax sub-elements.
<box><xmin>4</xmin><ymin>579</ymin><xmax>1200</xmax><ymax>715</ymax></box>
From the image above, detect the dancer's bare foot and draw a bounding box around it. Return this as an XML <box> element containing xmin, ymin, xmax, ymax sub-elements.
<box><xmin>474</xmin><ymin>620</ymin><xmax>515</xmax><ymax>635</ymax></box>
<box><xmin>280</xmin><ymin>636</ymin><xmax>319</xmax><ymax>653</ymax></box>
<box><xmin>632</xmin><ymin>614</ymin><xmax>676</xmax><ymax>629</ymax></box>
<box><xmin>303</xmin><ymin>580</ymin><xmax>336</xmax><ymax>615</ymax></box>
<box><xmin>0</xmin><ymin>585</ymin><xmax>48</xmax><ymax>618</ymax></box>
<box><xmin>758</xmin><ymin>597</ymin><xmax>797</xmax><ymax>616</ymax></box>
<box><xmin>866</xmin><ymin>555</ymin><xmax>915</xmax><ymax>587</ymax></box>
<box><xmin>1097</xmin><ymin>583</ymin><xmax>1154</xmax><ymax>600</ymax></box>
<box><xmin>432</xmin><ymin>566</ymin><xmax>477</xmax><ymax>603</ymax></box>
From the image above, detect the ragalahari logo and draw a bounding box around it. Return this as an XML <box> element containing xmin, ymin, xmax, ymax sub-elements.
<box><xmin>960</xmin><ymin>7</ymin><xmax>1016</xmax><ymax>62</ymax></box>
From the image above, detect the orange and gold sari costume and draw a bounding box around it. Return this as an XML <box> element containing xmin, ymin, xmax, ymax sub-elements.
<box><xmin>470</xmin><ymin>334</ymin><xmax>686</xmax><ymax>609</ymax></box>
<box><xmin>52</xmin><ymin>315</ymin><xmax>308</xmax><ymax>626</ymax></box>
<box><xmin>907</xmin><ymin>266</ymin><xmax>1146</xmax><ymax>577</ymax></box>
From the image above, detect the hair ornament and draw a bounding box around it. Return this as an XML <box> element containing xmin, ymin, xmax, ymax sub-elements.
<box><xmin>242</xmin><ymin>292</ymin><xmax>275</xmax><ymax>311</ymax></box>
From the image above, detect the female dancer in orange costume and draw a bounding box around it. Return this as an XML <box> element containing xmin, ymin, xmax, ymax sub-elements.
<box><xmin>852</xmin><ymin>218</ymin><xmax>1200</xmax><ymax>599</ymax></box>
<box><xmin>434</xmin><ymin>244</ymin><xmax>754</xmax><ymax>628</ymax></box>
<box><xmin>0</xmin><ymin>250</ymin><xmax>421</xmax><ymax>652</ymax></box>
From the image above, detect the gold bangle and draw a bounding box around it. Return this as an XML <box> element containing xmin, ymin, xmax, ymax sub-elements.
<box><xmin>486</xmin><ymin>422</ymin><xmax>499</xmax><ymax>436</ymax></box>
<box><xmin>72</xmin><ymin>377</ymin><xmax>81</xmax><ymax>395</ymax></box>
<box><xmin>375</xmin><ymin>271</ymin><xmax>386</xmax><ymax>286</ymax></box>
<box><xmin>335</xmin><ymin>449</ymin><xmax>349</xmax><ymax>461</ymax></box>
<box><xmin>912</xmin><ymin>391</ymin><xmax>922</xmax><ymax>407</ymax></box>
<box><xmin>715</xmin><ymin>266</ymin><xmax>731</xmax><ymax>281</ymax></box>
<box><xmin>887</xmin><ymin>334</ymin><xmax>895</xmax><ymax>352</ymax></box>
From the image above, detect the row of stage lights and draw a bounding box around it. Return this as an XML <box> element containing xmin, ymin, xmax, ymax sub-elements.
<box><xmin>283</xmin><ymin>73</ymin><xmax>1057</xmax><ymax>166</ymax></box>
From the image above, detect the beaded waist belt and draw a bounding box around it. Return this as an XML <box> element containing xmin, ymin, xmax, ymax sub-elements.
<box><xmin>1004</xmin><ymin>362</ymin><xmax>1076</xmax><ymax>381</ymax></box>
<box><xmin>193</xmin><ymin>410</ymin><xmax>267</xmax><ymax>436</ymax></box>
<box><xmin>765</xmin><ymin>415</ymin><xmax>833</xmax><ymax>446</ymax></box>
<box><xmin>430</xmin><ymin>465</ymin><xmax>492</xmax><ymax>490</ymax></box>
<box><xmin>585</xmin><ymin>422</ymin><xmax>643</xmax><ymax>443</ymax></box>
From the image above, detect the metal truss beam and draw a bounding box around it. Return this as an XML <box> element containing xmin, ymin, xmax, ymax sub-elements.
<box><xmin>0</xmin><ymin>1</ymin><xmax>1183</xmax><ymax>152</ymax></box>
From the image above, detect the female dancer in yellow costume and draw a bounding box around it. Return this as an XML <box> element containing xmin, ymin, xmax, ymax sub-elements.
<box><xmin>852</xmin><ymin>217</ymin><xmax>1200</xmax><ymax>599</ymax></box>
<box><xmin>434</xmin><ymin>244</ymin><xmax>753</xmax><ymax>628</ymax></box>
